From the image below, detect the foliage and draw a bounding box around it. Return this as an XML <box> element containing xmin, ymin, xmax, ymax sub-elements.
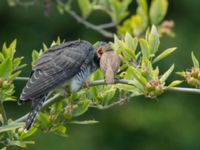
<box><xmin>177</xmin><ymin>52</ymin><xmax>200</xmax><ymax>88</ymax></box>
<box><xmin>6</xmin><ymin>0</ymin><xmax>174</xmax><ymax>38</ymax></box>
<box><xmin>0</xmin><ymin>0</ymin><xmax>199</xmax><ymax>149</ymax></box>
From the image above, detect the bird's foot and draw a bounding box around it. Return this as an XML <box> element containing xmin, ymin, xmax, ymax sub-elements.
<box><xmin>83</xmin><ymin>81</ymin><xmax>91</xmax><ymax>88</ymax></box>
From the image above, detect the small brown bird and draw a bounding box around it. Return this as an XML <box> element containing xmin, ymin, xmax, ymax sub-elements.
<box><xmin>97</xmin><ymin>44</ymin><xmax>121</xmax><ymax>84</ymax></box>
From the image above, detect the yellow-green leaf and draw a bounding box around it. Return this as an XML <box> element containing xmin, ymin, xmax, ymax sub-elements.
<box><xmin>150</xmin><ymin>0</ymin><xmax>168</xmax><ymax>25</ymax></box>
<box><xmin>153</xmin><ymin>47</ymin><xmax>176</xmax><ymax>63</ymax></box>
<box><xmin>0</xmin><ymin>57</ymin><xmax>12</xmax><ymax>79</ymax></box>
<box><xmin>78</xmin><ymin>0</ymin><xmax>92</xmax><ymax>18</ymax></box>
<box><xmin>167</xmin><ymin>80</ymin><xmax>183</xmax><ymax>88</ymax></box>
<box><xmin>139</xmin><ymin>39</ymin><xmax>150</xmax><ymax>58</ymax></box>
<box><xmin>71</xmin><ymin>100</ymin><xmax>90</xmax><ymax>117</ymax></box>
<box><xmin>191</xmin><ymin>51</ymin><xmax>199</xmax><ymax>67</ymax></box>
<box><xmin>160</xmin><ymin>64</ymin><xmax>174</xmax><ymax>83</ymax></box>
<box><xmin>148</xmin><ymin>25</ymin><xmax>160</xmax><ymax>54</ymax></box>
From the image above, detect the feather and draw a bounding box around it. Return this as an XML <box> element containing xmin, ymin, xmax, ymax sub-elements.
<box><xmin>20</xmin><ymin>40</ymin><xmax>95</xmax><ymax>101</ymax></box>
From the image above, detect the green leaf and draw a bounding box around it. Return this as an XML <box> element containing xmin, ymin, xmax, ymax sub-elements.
<box><xmin>43</xmin><ymin>43</ymin><xmax>48</xmax><ymax>51</ymax></box>
<box><xmin>167</xmin><ymin>80</ymin><xmax>183</xmax><ymax>88</ymax></box>
<box><xmin>78</xmin><ymin>0</ymin><xmax>92</xmax><ymax>18</ymax></box>
<box><xmin>160</xmin><ymin>64</ymin><xmax>174</xmax><ymax>83</ymax></box>
<box><xmin>191</xmin><ymin>51</ymin><xmax>199</xmax><ymax>67</ymax></box>
<box><xmin>71</xmin><ymin>100</ymin><xmax>90</xmax><ymax>117</ymax></box>
<box><xmin>8</xmin><ymin>71</ymin><xmax>21</xmax><ymax>81</ymax></box>
<box><xmin>125</xmin><ymin>32</ymin><xmax>138</xmax><ymax>51</ymax></box>
<box><xmin>176</xmin><ymin>71</ymin><xmax>185</xmax><ymax>77</ymax></box>
<box><xmin>139</xmin><ymin>39</ymin><xmax>150</xmax><ymax>58</ymax></box>
<box><xmin>0</xmin><ymin>122</ymin><xmax>24</xmax><ymax>133</ymax></box>
<box><xmin>129</xmin><ymin>67</ymin><xmax>147</xmax><ymax>85</ymax></box>
<box><xmin>0</xmin><ymin>53</ymin><xmax>5</xmax><ymax>62</ymax></box>
<box><xmin>70</xmin><ymin>120</ymin><xmax>99</xmax><ymax>125</ymax></box>
<box><xmin>9</xmin><ymin>141</ymin><xmax>27</xmax><ymax>148</ymax></box>
<box><xmin>2</xmin><ymin>40</ymin><xmax>16</xmax><ymax>59</ymax></box>
<box><xmin>51</xmin><ymin>125</ymin><xmax>67</xmax><ymax>136</ymax></box>
<box><xmin>150</xmin><ymin>0</ymin><xmax>168</xmax><ymax>25</ymax></box>
<box><xmin>0</xmin><ymin>57</ymin><xmax>12</xmax><ymax>79</ymax></box>
<box><xmin>32</xmin><ymin>50</ymin><xmax>39</xmax><ymax>65</ymax></box>
<box><xmin>148</xmin><ymin>25</ymin><xmax>160</xmax><ymax>54</ymax></box>
<box><xmin>37</xmin><ymin>112</ymin><xmax>50</xmax><ymax>128</ymax></box>
<box><xmin>153</xmin><ymin>47</ymin><xmax>176</xmax><ymax>63</ymax></box>
<box><xmin>20</xmin><ymin>127</ymin><xmax>37</xmax><ymax>139</ymax></box>
<box><xmin>13</xmin><ymin>57</ymin><xmax>23</xmax><ymax>68</ymax></box>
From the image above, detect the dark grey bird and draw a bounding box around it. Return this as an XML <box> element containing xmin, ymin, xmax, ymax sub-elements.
<box><xmin>19</xmin><ymin>40</ymin><xmax>106</xmax><ymax>131</ymax></box>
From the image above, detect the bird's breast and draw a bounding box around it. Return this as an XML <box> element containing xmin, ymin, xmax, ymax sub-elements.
<box><xmin>69</xmin><ymin>63</ymin><xmax>96</xmax><ymax>92</ymax></box>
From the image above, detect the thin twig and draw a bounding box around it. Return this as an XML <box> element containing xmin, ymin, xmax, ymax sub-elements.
<box><xmin>14</xmin><ymin>94</ymin><xmax>61</xmax><ymax>123</ymax></box>
<box><xmin>98</xmin><ymin>22</ymin><xmax>117</xmax><ymax>29</ymax></box>
<box><xmin>16</xmin><ymin>0</ymin><xmax>36</xmax><ymax>7</ymax></box>
<box><xmin>164</xmin><ymin>87</ymin><xmax>200</xmax><ymax>94</ymax></box>
<box><xmin>14</xmin><ymin>77</ymin><xmax>200</xmax><ymax>94</ymax></box>
<box><xmin>15</xmin><ymin>77</ymin><xmax>29</xmax><ymax>81</ymax></box>
<box><xmin>66</xmin><ymin>10</ymin><xmax>114</xmax><ymax>38</ymax></box>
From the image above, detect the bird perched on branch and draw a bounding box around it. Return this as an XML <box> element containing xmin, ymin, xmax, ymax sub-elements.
<box><xmin>97</xmin><ymin>44</ymin><xmax>121</xmax><ymax>84</ymax></box>
<box><xmin>19</xmin><ymin>40</ymin><xmax>108</xmax><ymax>131</ymax></box>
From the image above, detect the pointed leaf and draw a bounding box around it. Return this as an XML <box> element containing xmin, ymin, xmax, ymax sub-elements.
<box><xmin>160</xmin><ymin>64</ymin><xmax>174</xmax><ymax>83</ymax></box>
<box><xmin>148</xmin><ymin>25</ymin><xmax>160</xmax><ymax>54</ymax></box>
<box><xmin>150</xmin><ymin>0</ymin><xmax>168</xmax><ymax>25</ymax></box>
<box><xmin>191</xmin><ymin>51</ymin><xmax>199</xmax><ymax>67</ymax></box>
<box><xmin>129</xmin><ymin>67</ymin><xmax>147</xmax><ymax>85</ymax></box>
<box><xmin>153</xmin><ymin>47</ymin><xmax>176</xmax><ymax>63</ymax></box>
<box><xmin>0</xmin><ymin>57</ymin><xmax>12</xmax><ymax>79</ymax></box>
<box><xmin>20</xmin><ymin>127</ymin><xmax>37</xmax><ymax>139</ymax></box>
<box><xmin>71</xmin><ymin>100</ymin><xmax>90</xmax><ymax>117</ymax></box>
<box><xmin>167</xmin><ymin>80</ymin><xmax>183</xmax><ymax>88</ymax></box>
<box><xmin>125</xmin><ymin>32</ymin><xmax>138</xmax><ymax>51</ymax></box>
<box><xmin>78</xmin><ymin>0</ymin><xmax>92</xmax><ymax>18</ymax></box>
<box><xmin>139</xmin><ymin>39</ymin><xmax>150</xmax><ymax>58</ymax></box>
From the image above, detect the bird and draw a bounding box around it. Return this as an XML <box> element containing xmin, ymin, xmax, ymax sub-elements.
<box><xmin>19</xmin><ymin>40</ymin><xmax>107</xmax><ymax>131</ymax></box>
<box><xmin>98</xmin><ymin>44</ymin><xmax>121</xmax><ymax>84</ymax></box>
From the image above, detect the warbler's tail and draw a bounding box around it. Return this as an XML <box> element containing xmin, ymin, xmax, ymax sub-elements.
<box><xmin>105</xmin><ymin>67</ymin><xmax>114</xmax><ymax>84</ymax></box>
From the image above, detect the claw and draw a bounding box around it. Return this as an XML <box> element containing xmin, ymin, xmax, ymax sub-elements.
<box><xmin>83</xmin><ymin>81</ymin><xmax>90</xmax><ymax>88</ymax></box>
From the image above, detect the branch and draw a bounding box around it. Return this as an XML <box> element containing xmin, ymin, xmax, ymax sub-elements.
<box><xmin>66</xmin><ymin>10</ymin><xmax>114</xmax><ymax>38</ymax></box>
<box><xmin>16</xmin><ymin>0</ymin><xmax>36</xmax><ymax>7</ymax></box>
<box><xmin>98</xmin><ymin>22</ymin><xmax>117</xmax><ymax>29</ymax></box>
<box><xmin>15</xmin><ymin>77</ymin><xmax>29</xmax><ymax>81</ymax></box>
<box><xmin>15</xmin><ymin>77</ymin><xmax>200</xmax><ymax>94</ymax></box>
<box><xmin>14</xmin><ymin>94</ymin><xmax>61</xmax><ymax>123</ymax></box>
<box><xmin>13</xmin><ymin>77</ymin><xmax>200</xmax><ymax>123</ymax></box>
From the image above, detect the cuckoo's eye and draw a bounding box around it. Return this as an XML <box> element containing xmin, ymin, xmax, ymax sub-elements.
<box><xmin>97</xmin><ymin>47</ymin><xmax>103</xmax><ymax>58</ymax></box>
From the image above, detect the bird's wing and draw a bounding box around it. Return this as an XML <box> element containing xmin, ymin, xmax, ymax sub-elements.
<box><xmin>20</xmin><ymin>40</ymin><xmax>95</xmax><ymax>101</ymax></box>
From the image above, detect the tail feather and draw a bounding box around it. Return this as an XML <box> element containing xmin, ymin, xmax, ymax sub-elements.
<box><xmin>24</xmin><ymin>96</ymin><xmax>46</xmax><ymax>131</ymax></box>
<box><xmin>105</xmin><ymin>67</ymin><xmax>114</xmax><ymax>84</ymax></box>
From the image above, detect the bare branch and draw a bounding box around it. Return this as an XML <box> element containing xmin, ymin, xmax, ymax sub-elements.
<box><xmin>66</xmin><ymin>10</ymin><xmax>114</xmax><ymax>38</ymax></box>
<box><xmin>16</xmin><ymin>0</ymin><xmax>36</xmax><ymax>7</ymax></box>
<box><xmin>98</xmin><ymin>22</ymin><xmax>117</xmax><ymax>29</ymax></box>
<box><xmin>14</xmin><ymin>94</ymin><xmax>61</xmax><ymax>123</ymax></box>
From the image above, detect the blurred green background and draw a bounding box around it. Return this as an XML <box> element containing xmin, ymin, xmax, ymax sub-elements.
<box><xmin>1</xmin><ymin>0</ymin><xmax>200</xmax><ymax>149</ymax></box>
